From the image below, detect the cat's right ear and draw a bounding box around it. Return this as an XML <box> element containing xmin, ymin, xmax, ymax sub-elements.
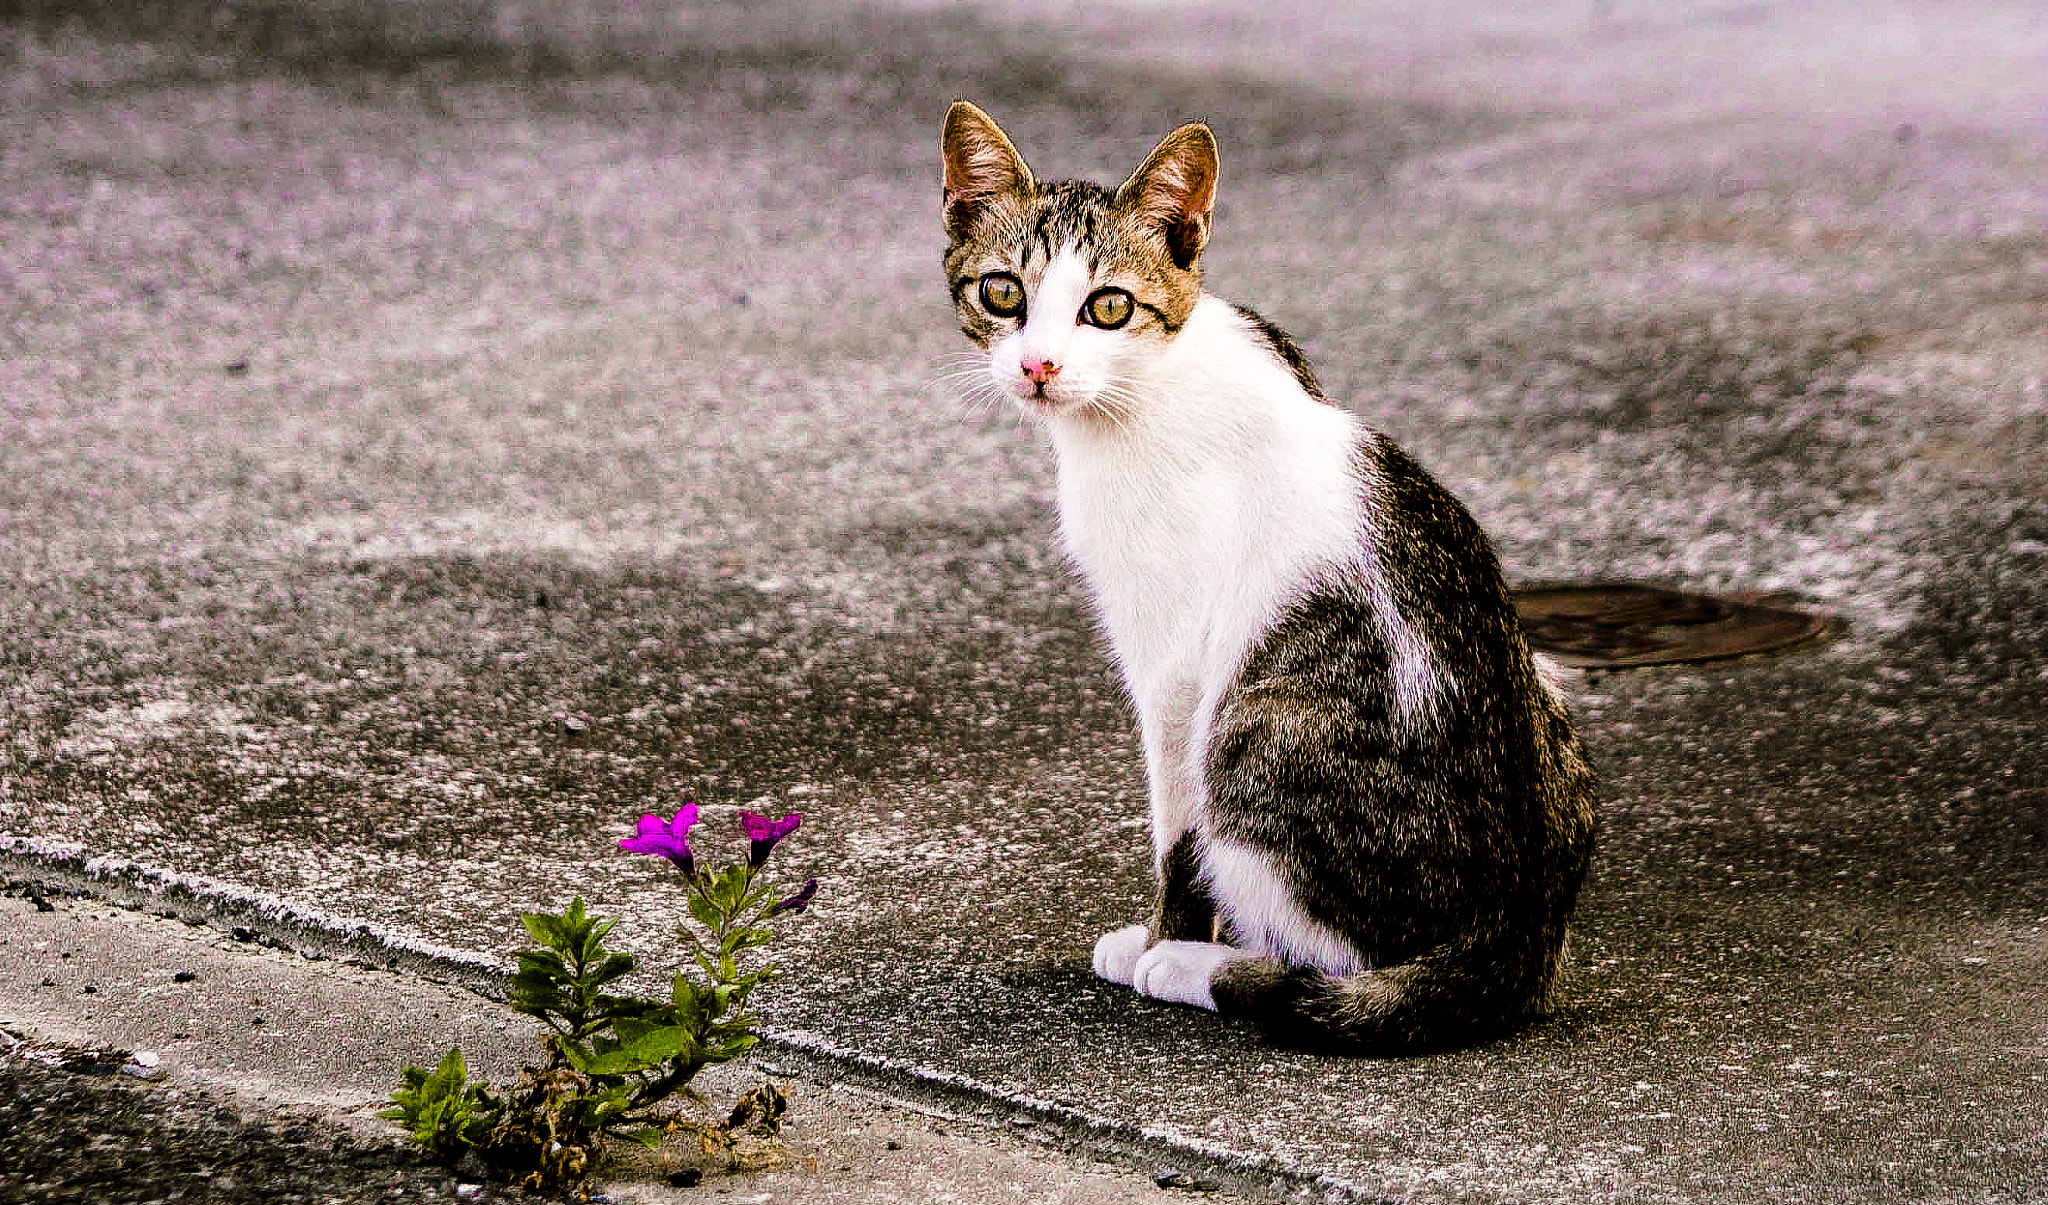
<box><xmin>1115</xmin><ymin>123</ymin><xmax>1217</xmax><ymax>271</ymax></box>
<box><xmin>943</xmin><ymin>101</ymin><xmax>1035</xmax><ymax>241</ymax></box>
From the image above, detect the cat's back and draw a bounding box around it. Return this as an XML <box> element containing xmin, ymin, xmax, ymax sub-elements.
<box><xmin>1209</xmin><ymin>427</ymin><xmax>1595</xmax><ymax>861</ymax></box>
<box><xmin>1203</xmin><ymin>431</ymin><xmax>1597</xmax><ymax>978</ymax></box>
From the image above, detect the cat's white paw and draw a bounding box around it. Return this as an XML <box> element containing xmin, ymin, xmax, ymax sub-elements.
<box><xmin>1092</xmin><ymin>924</ymin><xmax>1151</xmax><ymax>985</ymax></box>
<box><xmin>1132</xmin><ymin>940</ymin><xmax>1247</xmax><ymax>1012</ymax></box>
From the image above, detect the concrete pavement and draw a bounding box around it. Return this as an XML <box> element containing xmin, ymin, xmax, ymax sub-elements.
<box><xmin>4</xmin><ymin>1</ymin><xmax>2046</xmax><ymax>1200</ymax></box>
<box><xmin>0</xmin><ymin>888</ymin><xmax>1255</xmax><ymax>1202</ymax></box>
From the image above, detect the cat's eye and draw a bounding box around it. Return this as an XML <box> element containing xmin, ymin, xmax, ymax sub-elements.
<box><xmin>1083</xmin><ymin>288</ymin><xmax>1134</xmax><ymax>330</ymax></box>
<box><xmin>979</xmin><ymin>272</ymin><xmax>1026</xmax><ymax>318</ymax></box>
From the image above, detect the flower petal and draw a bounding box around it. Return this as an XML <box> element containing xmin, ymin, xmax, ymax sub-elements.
<box><xmin>769</xmin><ymin>878</ymin><xmax>818</xmax><ymax>915</ymax></box>
<box><xmin>740</xmin><ymin>811</ymin><xmax>801</xmax><ymax>839</ymax></box>
<box><xmin>622</xmin><ymin>809</ymin><xmax>697</xmax><ymax>871</ymax></box>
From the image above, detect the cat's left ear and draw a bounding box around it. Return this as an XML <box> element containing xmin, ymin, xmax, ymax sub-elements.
<box><xmin>1115</xmin><ymin>123</ymin><xmax>1218</xmax><ymax>271</ymax></box>
<box><xmin>943</xmin><ymin>101</ymin><xmax>1036</xmax><ymax>241</ymax></box>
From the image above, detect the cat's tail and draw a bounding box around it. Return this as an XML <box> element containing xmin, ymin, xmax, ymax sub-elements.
<box><xmin>1209</xmin><ymin>934</ymin><xmax>1560</xmax><ymax>1055</ymax></box>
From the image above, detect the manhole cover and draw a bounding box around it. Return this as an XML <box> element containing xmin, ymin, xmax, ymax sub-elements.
<box><xmin>1513</xmin><ymin>582</ymin><xmax>1834</xmax><ymax>668</ymax></box>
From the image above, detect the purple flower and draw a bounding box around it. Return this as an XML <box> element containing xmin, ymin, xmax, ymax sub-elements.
<box><xmin>738</xmin><ymin>811</ymin><xmax>801</xmax><ymax>868</ymax></box>
<box><xmin>619</xmin><ymin>805</ymin><xmax>700</xmax><ymax>876</ymax></box>
<box><xmin>767</xmin><ymin>878</ymin><xmax>818</xmax><ymax>916</ymax></box>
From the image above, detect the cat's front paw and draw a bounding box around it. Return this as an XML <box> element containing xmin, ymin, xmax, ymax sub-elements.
<box><xmin>1132</xmin><ymin>940</ymin><xmax>1251</xmax><ymax>1012</ymax></box>
<box><xmin>1092</xmin><ymin>924</ymin><xmax>1151</xmax><ymax>985</ymax></box>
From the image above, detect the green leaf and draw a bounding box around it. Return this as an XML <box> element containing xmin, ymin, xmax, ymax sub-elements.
<box><xmin>556</xmin><ymin>1038</ymin><xmax>598</xmax><ymax>1075</ymax></box>
<box><xmin>610</xmin><ymin>1016</ymin><xmax>652</xmax><ymax>1044</ymax></box>
<box><xmin>588</xmin><ymin>1086</ymin><xmax>634</xmax><ymax>1126</ymax></box>
<box><xmin>507</xmin><ymin>970</ymin><xmax>572</xmax><ymax>1025</ymax></box>
<box><xmin>706</xmin><ymin>1033</ymin><xmax>757</xmax><ymax>1063</ymax></box>
<box><xmin>715</xmin><ymin>864</ymin><xmax>756</xmax><ymax>906</ymax></box>
<box><xmin>587</xmin><ymin>951</ymin><xmax>636</xmax><ymax>990</ymax></box>
<box><xmin>424</xmin><ymin>1046</ymin><xmax>467</xmax><ymax>1099</ymax></box>
<box><xmin>520</xmin><ymin>910</ymin><xmax>567</xmax><ymax>950</ymax></box>
<box><xmin>511</xmin><ymin>973</ymin><xmax>569</xmax><ymax>1000</ymax></box>
<box><xmin>738</xmin><ymin>881</ymin><xmax>778</xmax><ymax>915</ymax></box>
<box><xmin>671</xmin><ymin>978</ymin><xmax>709</xmax><ymax>1030</ymax></box>
<box><xmin>579</xmin><ymin>918</ymin><xmax>615</xmax><ymax>965</ymax></box>
<box><xmin>618</xmin><ymin>1025</ymin><xmax>696</xmax><ymax>1065</ymax></box>
<box><xmin>583</xmin><ymin>1049</ymin><xmax>656</xmax><ymax>1077</ymax></box>
<box><xmin>683</xmin><ymin>887</ymin><xmax>723</xmax><ymax>931</ymax></box>
<box><xmin>616</xmin><ymin>1125</ymin><xmax>667</xmax><ymax>1151</ymax></box>
<box><xmin>381</xmin><ymin>1047</ymin><xmax>497</xmax><ymax>1163</ymax></box>
<box><xmin>508</xmin><ymin>981</ymin><xmax>569</xmax><ymax>1012</ymax></box>
<box><xmin>569</xmin><ymin>1017</ymin><xmax>615</xmax><ymax>1043</ymax></box>
<box><xmin>513</xmin><ymin>948</ymin><xmax>569</xmax><ymax>977</ymax></box>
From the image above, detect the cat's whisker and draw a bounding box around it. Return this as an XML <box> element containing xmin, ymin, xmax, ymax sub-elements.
<box><xmin>927</xmin><ymin>374</ymin><xmax>995</xmax><ymax>404</ymax></box>
<box><xmin>925</xmin><ymin>365</ymin><xmax>992</xmax><ymax>390</ymax></box>
<box><xmin>1088</xmin><ymin>379</ymin><xmax>1146</xmax><ymax>435</ymax></box>
<box><xmin>921</xmin><ymin>359</ymin><xmax>1006</xmax><ymax>420</ymax></box>
<box><xmin>959</xmin><ymin>389</ymin><xmax>1008</xmax><ymax>426</ymax></box>
<box><xmin>923</xmin><ymin>367</ymin><xmax>1026</xmax><ymax>434</ymax></box>
<box><xmin>922</xmin><ymin>351</ymin><xmax>997</xmax><ymax>382</ymax></box>
<box><xmin>923</xmin><ymin>362</ymin><xmax>993</xmax><ymax>389</ymax></box>
<box><xmin>1090</xmin><ymin>398</ymin><xmax>1135</xmax><ymax>436</ymax></box>
<box><xmin>923</xmin><ymin>349</ymin><xmax>1055</xmax><ymax>435</ymax></box>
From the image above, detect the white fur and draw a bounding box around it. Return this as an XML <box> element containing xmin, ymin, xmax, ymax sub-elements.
<box><xmin>1047</xmin><ymin>295</ymin><xmax>1370</xmax><ymax>843</ymax></box>
<box><xmin>1034</xmin><ymin>292</ymin><xmax>1440</xmax><ymax>829</ymax></box>
<box><xmin>988</xmin><ymin>246</ymin><xmax>1119</xmax><ymax>411</ymax></box>
<box><xmin>1356</xmin><ymin>461</ymin><xmax>1454</xmax><ymax>729</ymax></box>
<box><xmin>1092</xmin><ymin>923</ymin><xmax>1150</xmax><ymax>985</ymax></box>
<box><xmin>1201</xmin><ymin>838</ymin><xmax>1365</xmax><ymax>976</ymax></box>
<box><xmin>1531</xmin><ymin>649</ymin><xmax>1580</xmax><ymax>705</ymax></box>
<box><xmin>1004</xmin><ymin>272</ymin><xmax>1445</xmax><ymax>991</ymax></box>
<box><xmin>1042</xmin><ymin>297</ymin><xmax>1449</xmax><ymax>727</ymax></box>
<box><xmin>1131</xmin><ymin>940</ymin><xmax>1262</xmax><ymax>1011</ymax></box>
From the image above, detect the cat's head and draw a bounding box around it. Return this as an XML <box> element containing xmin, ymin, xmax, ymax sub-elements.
<box><xmin>941</xmin><ymin>101</ymin><xmax>1217</xmax><ymax>419</ymax></box>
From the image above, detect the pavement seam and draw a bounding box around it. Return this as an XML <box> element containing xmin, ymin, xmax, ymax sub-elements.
<box><xmin>4</xmin><ymin>842</ymin><xmax>1355</xmax><ymax>1203</ymax></box>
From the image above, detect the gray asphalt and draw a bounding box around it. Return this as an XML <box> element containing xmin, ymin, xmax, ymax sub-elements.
<box><xmin>4</xmin><ymin>1</ymin><xmax>2046</xmax><ymax>1201</ymax></box>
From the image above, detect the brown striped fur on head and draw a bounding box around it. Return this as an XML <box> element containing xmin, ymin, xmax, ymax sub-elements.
<box><xmin>941</xmin><ymin>101</ymin><xmax>1214</xmax><ymax>348</ymax></box>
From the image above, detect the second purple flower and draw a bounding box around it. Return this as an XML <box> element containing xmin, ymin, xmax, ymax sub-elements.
<box><xmin>738</xmin><ymin>810</ymin><xmax>802</xmax><ymax>868</ymax></box>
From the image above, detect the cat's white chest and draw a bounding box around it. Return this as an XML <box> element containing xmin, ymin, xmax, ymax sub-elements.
<box><xmin>1054</xmin><ymin>452</ymin><xmax>1239</xmax><ymax>691</ymax></box>
<box><xmin>1044</xmin><ymin>300</ymin><xmax>1367</xmax><ymax>710</ymax></box>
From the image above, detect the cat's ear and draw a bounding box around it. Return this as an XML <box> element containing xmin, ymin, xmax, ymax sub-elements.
<box><xmin>1115</xmin><ymin>123</ymin><xmax>1217</xmax><ymax>271</ymax></box>
<box><xmin>943</xmin><ymin>101</ymin><xmax>1036</xmax><ymax>241</ymax></box>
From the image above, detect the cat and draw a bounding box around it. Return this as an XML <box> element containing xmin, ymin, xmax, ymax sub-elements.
<box><xmin>939</xmin><ymin>101</ymin><xmax>1599</xmax><ymax>1055</ymax></box>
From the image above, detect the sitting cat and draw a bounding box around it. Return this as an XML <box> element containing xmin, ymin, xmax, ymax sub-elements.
<box><xmin>940</xmin><ymin>102</ymin><xmax>1598</xmax><ymax>1054</ymax></box>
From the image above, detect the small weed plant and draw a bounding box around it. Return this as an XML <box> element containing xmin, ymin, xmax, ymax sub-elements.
<box><xmin>382</xmin><ymin>804</ymin><xmax>817</xmax><ymax>1195</ymax></box>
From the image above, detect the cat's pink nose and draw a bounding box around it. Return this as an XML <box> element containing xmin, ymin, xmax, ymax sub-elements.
<box><xmin>1022</xmin><ymin>357</ymin><xmax>1061</xmax><ymax>384</ymax></box>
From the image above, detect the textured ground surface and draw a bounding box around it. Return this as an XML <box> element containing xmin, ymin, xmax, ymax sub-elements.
<box><xmin>4</xmin><ymin>1</ymin><xmax>2046</xmax><ymax>1201</ymax></box>
<box><xmin>0</xmin><ymin>888</ymin><xmax>1254</xmax><ymax>1203</ymax></box>
<box><xmin>0</xmin><ymin>1056</ymin><xmax>544</xmax><ymax>1205</ymax></box>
